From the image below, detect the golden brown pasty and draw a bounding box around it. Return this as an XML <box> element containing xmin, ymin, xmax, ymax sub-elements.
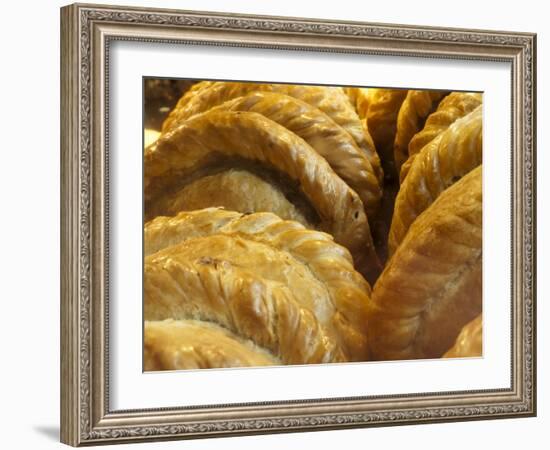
<box><xmin>388</xmin><ymin>105</ymin><xmax>482</xmax><ymax>255</ymax></box>
<box><xmin>147</xmin><ymin>169</ymin><xmax>313</xmax><ymax>228</ymax></box>
<box><xmin>281</xmin><ymin>85</ymin><xmax>381</xmax><ymax>184</ymax></box>
<box><xmin>145</xmin><ymin>109</ymin><xmax>380</xmax><ymax>280</ymax></box>
<box><xmin>400</xmin><ymin>92</ymin><xmax>482</xmax><ymax>182</ymax></box>
<box><xmin>344</xmin><ymin>87</ymin><xmax>371</xmax><ymax>119</ymax></box>
<box><xmin>144</xmin><ymin>208</ymin><xmax>372</xmax><ymax>363</ymax></box>
<box><xmin>162</xmin><ymin>81</ymin><xmax>382</xmax><ymax>184</ymax></box>
<box><xmin>355</xmin><ymin>88</ymin><xmax>371</xmax><ymax>120</ymax></box>
<box><xmin>393</xmin><ymin>90</ymin><xmax>447</xmax><ymax>172</ymax></box>
<box><xmin>168</xmin><ymin>81</ymin><xmax>211</xmax><ymax>114</ymax></box>
<box><xmin>144</xmin><ymin>319</ymin><xmax>280</xmax><ymax>370</ymax></box>
<box><xmin>162</xmin><ymin>80</ymin><xmax>269</xmax><ymax>131</ymax></box>
<box><xmin>202</xmin><ymin>91</ymin><xmax>381</xmax><ymax>218</ymax></box>
<box><xmin>367</xmin><ymin>166</ymin><xmax>482</xmax><ymax>360</ymax></box>
<box><xmin>365</xmin><ymin>88</ymin><xmax>408</xmax><ymax>179</ymax></box>
<box><xmin>443</xmin><ymin>315</ymin><xmax>482</xmax><ymax>358</ymax></box>
<box><xmin>343</xmin><ymin>87</ymin><xmax>359</xmax><ymax>108</ymax></box>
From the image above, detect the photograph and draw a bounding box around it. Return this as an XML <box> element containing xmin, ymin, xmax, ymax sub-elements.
<box><xmin>142</xmin><ymin>79</ymin><xmax>483</xmax><ymax>371</ymax></box>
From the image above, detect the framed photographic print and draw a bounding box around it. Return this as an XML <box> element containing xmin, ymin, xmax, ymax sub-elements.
<box><xmin>60</xmin><ymin>2</ymin><xmax>537</xmax><ymax>446</ymax></box>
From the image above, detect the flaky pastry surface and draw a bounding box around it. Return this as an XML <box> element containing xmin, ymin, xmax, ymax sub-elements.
<box><xmin>443</xmin><ymin>315</ymin><xmax>482</xmax><ymax>358</ymax></box>
<box><xmin>367</xmin><ymin>166</ymin><xmax>482</xmax><ymax>360</ymax></box>
<box><xmin>365</xmin><ymin>88</ymin><xmax>408</xmax><ymax>178</ymax></box>
<box><xmin>401</xmin><ymin>92</ymin><xmax>482</xmax><ymax>182</ymax></box>
<box><xmin>388</xmin><ymin>106</ymin><xmax>482</xmax><ymax>255</ymax></box>
<box><xmin>145</xmin><ymin>319</ymin><xmax>280</xmax><ymax>370</ymax></box>
<box><xmin>146</xmin><ymin>110</ymin><xmax>380</xmax><ymax>279</ymax></box>
<box><xmin>205</xmin><ymin>91</ymin><xmax>382</xmax><ymax>218</ymax></box>
<box><xmin>162</xmin><ymin>81</ymin><xmax>382</xmax><ymax>184</ymax></box>
<box><xmin>393</xmin><ymin>90</ymin><xmax>447</xmax><ymax>172</ymax></box>
<box><xmin>144</xmin><ymin>208</ymin><xmax>372</xmax><ymax>362</ymax></box>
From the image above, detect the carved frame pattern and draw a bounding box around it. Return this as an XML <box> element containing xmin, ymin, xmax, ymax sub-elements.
<box><xmin>60</xmin><ymin>3</ymin><xmax>536</xmax><ymax>446</ymax></box>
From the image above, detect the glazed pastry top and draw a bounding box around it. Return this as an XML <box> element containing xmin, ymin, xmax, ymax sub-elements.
<box><xmin>145</xmin><ymin>208</ymin><xmax>373</xmax><ymax>362</ymax></box>
<box><xmin>388</xmin><ymin>106</ymin><xmax>482</xmax><ymax>255</ymax></box>
<box><xmin>144</xmin><ymin>319</ymin><xmax>280</xmax><ymax>370</ymax></box>
<box><xmin>367</xmin><ymin>166</ymin><xmax>482</xmax><ymax>360</ymax></box>
<box><xmin>443</xmin><ymin>315</ymin><xmax>483</xmax><ymax>358</ymax></box>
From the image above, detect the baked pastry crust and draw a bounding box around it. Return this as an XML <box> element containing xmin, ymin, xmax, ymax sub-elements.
<box><xmin>388</xmin><ymin>105</ymin><xmax>482</xmax><ymax>255</ymax></box>
<box><xmin>356</xmin><ymin>88</ymin><xmax>371</xmax><ymax>120</ymax></box>
<box><xmin>365</xmin><ymin>88</ymin><xmax>408</xmax><ymax>178</ymax></box>
<box><xmin>393</xmin><ymin>90</ymin><xmax>447</xmax><ymax>172</ymax></box>
<box><xmin>147</xmin><ymin>169</ymin><xmax>313</xmax><ymax>228</ymax></box>
<box><xmin>443</xmin><ymin>315</ymin><xmax>482</xmax><ymax>358</ymax></box>
<box><xmin>162</xmin><ymin>81</ymin><xmax>382</xmax><ymax>184</ymax></box>
<box><xmin>146</xmin><ymin>109</ymin><xmax>380</xmax><ymax>280</ymax></box>
<box><xmin>145</xmin><ymin>319</ymin><xmax>280</xmax><ymax>370</ymax></box>
<box><xmin>162</xmin><ymin>80</ymin><xmax>213</xmax><ymax>123</ymax></box>
<box><xmin>344</xmin><ymin>87</ymin><xmax>371</xmax><ymax>119</ymax></box>
<box><xmin>203</xmin><ymin>91</ymin><xmax>382</xmax><ymax>218</ymax></box>
<box><xmin>144</xmin><ymin>209</ymin><xmax>372</xmax><ymax>362</ymax></box>
<box><xmin>400</xmin><ymin>92</ymin><xmax>482</xmax><ymax>182</ymax></box>
<box><xmin>367</xmin><ymin>166</ymin><xmax>482</xmax><ymax>360</ymax></box>
<box><xmin>343</xmin><ymin>87</ymin><xmax>359</xmax><ymax>108</ymax></box>
<box><xmin>281</xmin><ymin>85</ymin><xmax>379</xmax><ymax>180</ymax></box>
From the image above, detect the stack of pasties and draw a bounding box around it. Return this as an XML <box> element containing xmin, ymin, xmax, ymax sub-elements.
<box><xmin>143</xmin><ymin>81</ymin><xmax>483</xmax><ymax>370</ymax></box>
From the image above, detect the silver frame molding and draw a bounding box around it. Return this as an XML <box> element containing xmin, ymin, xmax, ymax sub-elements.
<box><xmin>60</xmin><ymin>3</ymin><xmax>536</xmax><ymax>446</ymax></box>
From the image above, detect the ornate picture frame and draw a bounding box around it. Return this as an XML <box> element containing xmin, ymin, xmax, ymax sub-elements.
<box><xmin>60</xmin><ymin>3</ymin><xmax>536</xmax><ymax>446</ymax></box>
